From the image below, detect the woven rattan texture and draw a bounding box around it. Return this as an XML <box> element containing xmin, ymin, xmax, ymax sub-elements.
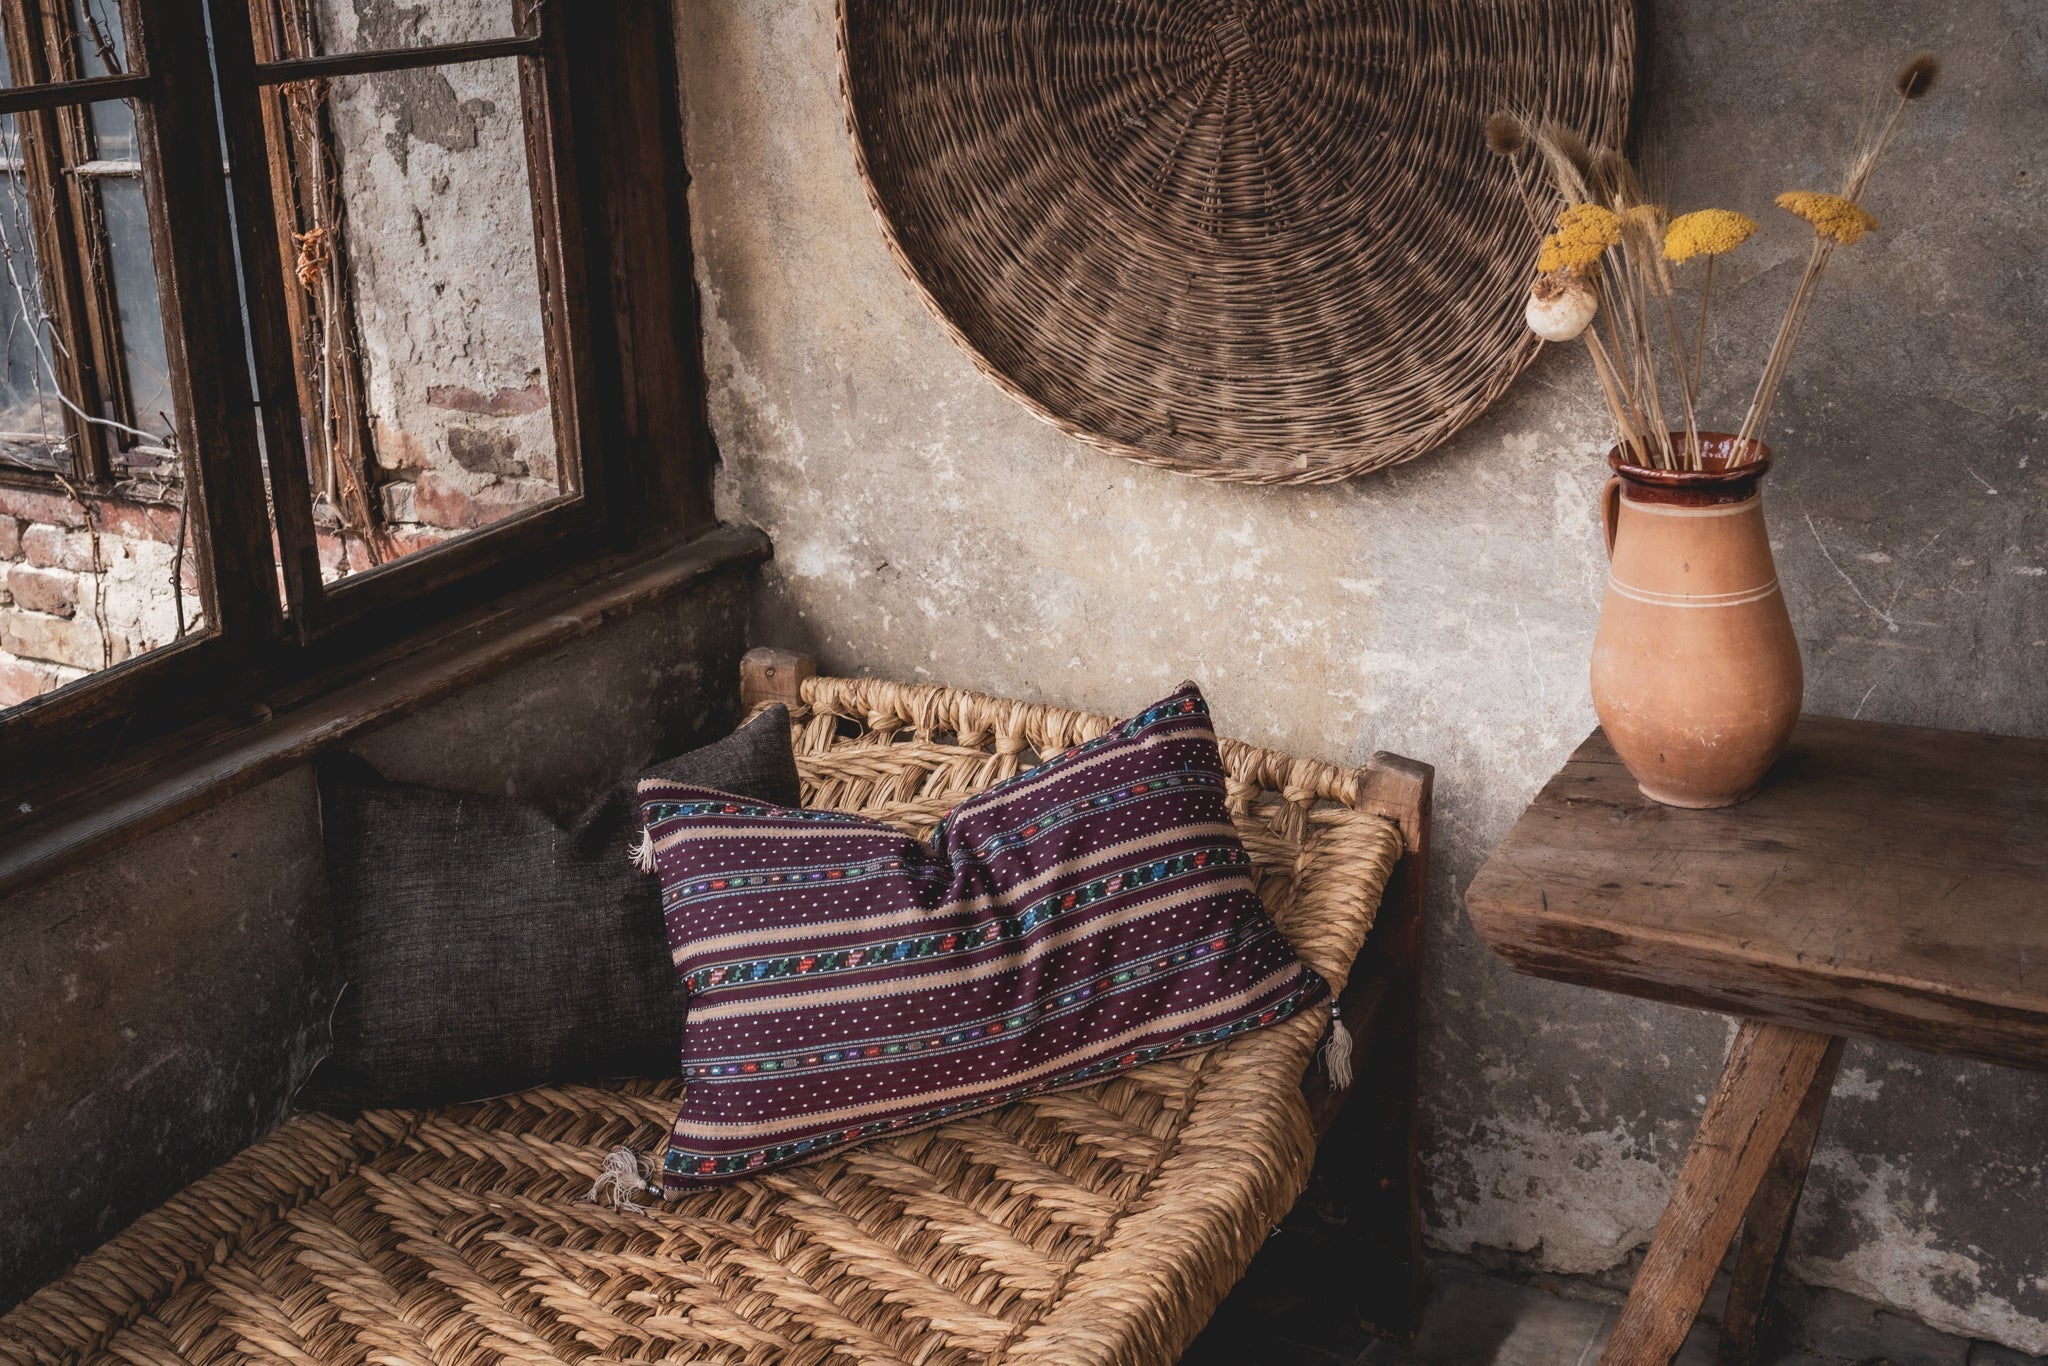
<box><xmin>840</xmin><ymin>1</ymin><xmax>1633</xmax><ymax>483</ymax></box>
<box><xmin>1</xmin><ymin>676</ymin><xmax>1401</xmax><ymax>1366</ymax></box>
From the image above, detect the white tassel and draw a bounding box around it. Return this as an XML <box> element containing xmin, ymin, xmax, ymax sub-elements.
<box><xmin>1320</xmin><ymin>1006</ymin><xmax>1354</xmax><ymax>1090</ymax></box>
<box><xmin>588</xmin><ymin>1146</ymin><xmax>660</xmax><ymax>1213</ymax></box>
<box><xmin>629</xmin><ymin>826</ymin><xmax>657</xmax><ymax>874</ymax></box>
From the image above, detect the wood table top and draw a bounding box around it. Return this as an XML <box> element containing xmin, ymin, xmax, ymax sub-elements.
<box><xmin>1465</xmin><ymin>715</ymin><xmax>2048</xmax><ymax>1071</ymax></box>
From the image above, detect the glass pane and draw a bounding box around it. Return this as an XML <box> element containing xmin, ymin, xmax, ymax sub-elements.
<box><xmin>0</xmin><ymin>474</ymin><xmax>209</xmax><ymax>711</ymax></box>
<box><xmin>262</xmin><ymin>0</ymin><xmax>517</xmax><ymax>57</ymax></box>
<box><xmin>97</xmin><ymin>175</ymin><xmax>175</xmax><ymax>446</ymax></box>
<box><xmin>67</xmin><ymin>0</ymin><xmax>139</xmax><ymax>158</ymax></box>
<box><xmin>267</xmin><ymin>57</ymin><xmax>564</xmax><ymax>583</ymax></box>
<box><xmin>0</xmin><ymin>89</ymin><xmax>209</xmax><ymax>715</ymax></box>
<box><xmin>68</xmin><ymin>0</ymin><xmax>130</xmax><ymax>77</ymax></box>
<box><xmin>0</xmin><ymin>117</ymin><xmax>67</xmax><ymax>472</ymax></box>
<box><xmin>0</xmin><ymin>0</ymin><xmax>132</xmax><ymax>90</ymax></box>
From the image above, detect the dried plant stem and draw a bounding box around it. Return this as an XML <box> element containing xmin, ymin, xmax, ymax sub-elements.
<box><xmin>1581</xmin><ymin>330</ymin><xmax>1630</xmax><ymax>439</ymax></box>
<box><xmin>1845</xmin><ymin>90</ymin><xmax>1915</xmax><ymax>201</ymax></box>
<box><xmin>1583</xmin><ymin>325</ymin><xmax>1649</xmax><ymax>465</ymax></box>
<box><xmin>1752</xmin><ymin>248</ymin><xmax>1833</xmax><ymax>442</ymax></box>
<box><xmin>1627</xmin><ymin>271</ymin><xmax>1670</xmax><ymax>465</ymax></box>
<box><xmin>1737</xmin><ymin>236</ymin><xmax>1832</xmax><ymax>453</ymax></box>
<box><xmin>1606</xmin><ymin>262</ymin><xmax>1637</xmax><ymax>390</ymax></box>
<box><xmin>1736</xmin><ymin>79</ymin><xmax>1924</xmax><ymax>462</ymax></box>
<box><xmin>1656</xmin><ymin>289</ymin><xmax>1702</xmax><ymax>468</ymax></box>
<box><xmin>1690</xmin><ymin>257</ymin><xmax>1713</xmax><ymax>411</ymax></box>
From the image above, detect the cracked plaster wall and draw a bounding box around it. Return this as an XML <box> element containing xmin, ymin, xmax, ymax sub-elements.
<box><xmin>311</xmin><ymin>0</ymin><xmax>561</xmax><ymax>556</ymax></box>
<box><xmin>679</xmin><ymin>0</ymin><xmax>2047</xmax><ymax>1350</ymax></box>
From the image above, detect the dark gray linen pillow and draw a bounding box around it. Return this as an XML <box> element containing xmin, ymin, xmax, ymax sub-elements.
<box><xmin>303</xmin><ymin>705</ymin><xmax>799</xmax><ymax>1108</ymax></box>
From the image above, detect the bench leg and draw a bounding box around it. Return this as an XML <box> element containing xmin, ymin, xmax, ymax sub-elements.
<box><xmin>1716</xmin><ymin>1034</ymin><xmax>1844</xmax><ymax>1365</ymax></box>
<box><xmin>1598</xmin><ymin>1021</ymin><xmax>1841</xmax><ymax>1366</ymax></box>
<box><xmin>1350</xmin><ymin>965</ymin><xmax>1422</xmax><ymax>1339</ymax></box>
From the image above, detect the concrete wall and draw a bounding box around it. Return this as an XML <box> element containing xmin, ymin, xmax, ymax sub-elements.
<box><xmin>0</xmin><ymin>566</ymin><xmax>754</xmax><ymax>1309</ymax></box>
<box><xmin>680</xmin><ymin>0</ymin><xmax>2047</xmax><ymax>1352</ymax></box>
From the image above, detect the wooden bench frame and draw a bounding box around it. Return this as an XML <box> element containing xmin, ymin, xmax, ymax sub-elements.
<box><xmin>742</xmin><ymin>647</ymin><xmax>1435</xmax><ymax>1341</ymax></box>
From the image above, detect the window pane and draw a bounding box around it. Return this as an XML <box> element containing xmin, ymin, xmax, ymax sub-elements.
<box><xmin>0</xmin><ymin>84</ymin><xmax>209</xmax><ymax>714</ymax></box>
<box><xmin>0</xmin><ymin>478</ymin><xmax>209</xmax><ymax>711</ymax></box>
<box><xmin>97</xmin><ymin>175</ymin><xmax>176</xmax><ymax>447</ymax></box>
<box><xmin>0</xmin><ymin>62</ymin><xmax>63</xmax><ymax>472</ymax></box>
<box><xmin>264</xmin><ymin>58</ymin><xmax>565</xmax><ymax>583</ymax></box>
<box><xmin>262</xmin><ymin>0</ymin><xmax>517</xmax><ymax>57</ymax></box>
<box><xmin>67</xmin><ymin>0</ymin><xmax>130</xmax><ymax>77</ymax></box>
<box><xmin>0</xmin><ymin>118</ymin><xmax>67</xmax><ymax>473</ymax></box>
<box><xmin>68</xmin><ymin>0</ymin><xmax>138</xmax><ymax>157</ymax></box>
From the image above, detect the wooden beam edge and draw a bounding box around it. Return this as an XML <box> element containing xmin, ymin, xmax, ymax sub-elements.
<box><xmin>1469</xmin><ymin>922</ymin><xmax>2048</xmax><ymax>1072</ymax></box>
<box><xmin>0</xmin><ymin>525</ymin><xmax>770</xmax><ymax>901</ymax></box>
<box><xmin>740</xmin><ymin>647</ymin><xmax>816</xmax><ymax>711</ymax></box>
<box><xmin>1467</xmin><ymin>900</ymin><xmax>2048</xmax><ymax>1018</ymax></box>
<box><xmin>1361</xmin><ymin>750</ymin><xmax>1433</xmax><ymax>856</ymax></box>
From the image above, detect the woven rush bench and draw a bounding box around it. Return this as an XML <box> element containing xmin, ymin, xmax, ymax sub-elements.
<box><xmin>1</xmin><ymin>650</ymin><xmax>1432</xmax><ymax>1366</ymax></box>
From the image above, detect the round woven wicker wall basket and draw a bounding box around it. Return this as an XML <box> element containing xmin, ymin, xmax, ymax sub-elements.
<box><xmin>840</xmin><ymin>1</ymin><xmax>1634</xmax><ymax>484</ymax></box>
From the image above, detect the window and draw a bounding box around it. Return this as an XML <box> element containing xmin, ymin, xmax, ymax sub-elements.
<box><xmin>0</xmin><ymin>0</ymin><xmax>713</xmax><ymax>817</ymax></box>
<box><xmin>0</xmin><ymin>1</ymin><xmax>178</xmax><ymax>483</ymax></box>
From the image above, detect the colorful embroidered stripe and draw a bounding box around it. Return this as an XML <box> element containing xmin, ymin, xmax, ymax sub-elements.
<box><xmin>683</xmin><ymin>920</ymin><xmax>1284</xmax><ymax>1080</ymax></box>
<box><xmin>662</xmin><ymin>972</ymin><xmax>1321</xmax><ymax>1179</ymax></box>
<box><xmin>963</xmin><ymin>768</ymin><xmax>1222</xmax><ymax>859</ymax></box>
<box><xmin>679</xmin><ymin>844</ymin><xmax>1248</xmax><ymax>995</ymax></box>
<box><xmin>923</xmin><ymin>692</ymin><xmax>1209</xmax><ymax>841</ymax></box>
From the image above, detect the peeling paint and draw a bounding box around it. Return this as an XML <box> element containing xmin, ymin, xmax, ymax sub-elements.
<box><xmin>1425</xmin><ymin>1115</ymin><xmax>1673</xmax><ymax>1274</ymax></box>
<box><xmin>1795</xmin><ymin>1151</ymin><xmax>2048</xmax><ymax>1356</ymax></box>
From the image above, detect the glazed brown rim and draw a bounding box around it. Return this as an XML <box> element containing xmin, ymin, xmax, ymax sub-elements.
<box><xmin>1609</xmin><ymin>432</ymin><xmax>1771</xmax><ymax>506</ymax></box>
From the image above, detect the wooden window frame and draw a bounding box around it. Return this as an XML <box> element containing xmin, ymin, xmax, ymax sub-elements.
<box><xmin>0</xmin><ymin>0</ymin><xmax>719</xmax><ymax>836</ymax></box>
<box><xmin>0</xmin><ymin>0</ymin><xmax>176</xmax><ymax>485</ymax></box>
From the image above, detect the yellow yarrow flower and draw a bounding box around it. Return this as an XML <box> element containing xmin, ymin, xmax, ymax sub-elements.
<box><xmin>1777</xmin><ymin>191</ymin><xmax>1878</xmax><ymax>246</ymax></box>
<box><xmin>1663</xmin><ymin>209</ymin><xmax>1758</xmax><ymax>262</ymax></box>
<box><xmin>1536</xmin><ymin>202</ymin><xmax>1623</xmax><ymax>273</ymax></box>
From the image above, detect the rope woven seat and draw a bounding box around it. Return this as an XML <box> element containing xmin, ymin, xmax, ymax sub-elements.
<box><xmin>2</xmin><ymin>659</ymin><xmax>1419</xmax><ymax>1366</ymax></box>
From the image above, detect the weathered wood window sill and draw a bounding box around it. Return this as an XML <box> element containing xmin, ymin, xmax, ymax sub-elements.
<box><xmin>0</xmin><ymin>524</ymin><xmax>770</xmax><ymax>899</ymax></box>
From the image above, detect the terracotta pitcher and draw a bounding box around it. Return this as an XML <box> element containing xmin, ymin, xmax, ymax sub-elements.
<box><xmin>1590</xmin><ymin>434</ymin><xmax>1802</xmax><ymax>807</ymax></box>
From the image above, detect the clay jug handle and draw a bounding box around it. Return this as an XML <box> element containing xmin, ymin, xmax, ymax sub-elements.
<box><xmin>1599</xmin><ymin>475</ymin><xmax>1622</xmax><ymax>561</ymax></box>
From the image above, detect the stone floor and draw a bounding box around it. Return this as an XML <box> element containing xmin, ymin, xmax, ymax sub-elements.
<box><xmin>1182</xmin><ymin>1252</ymin><xmax>2047</xmax><ymax>1366</ymax></box>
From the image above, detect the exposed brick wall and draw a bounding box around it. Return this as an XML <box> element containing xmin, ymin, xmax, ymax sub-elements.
<box><xmin>0</xmin><ymin>485</ymin><xmax>204</xmax><ymax>709</ymax></box>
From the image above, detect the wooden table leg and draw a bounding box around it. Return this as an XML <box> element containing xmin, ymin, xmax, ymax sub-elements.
<box><xmin>1716</xmin><ymin>1034</ymin><xmax>1845</xmax><ymax>1365</ymax></box>
<box><xmin>1598</xmin><ymin>1021</ymin><xmax>1841</xmax><ymax>1366</ymax></box>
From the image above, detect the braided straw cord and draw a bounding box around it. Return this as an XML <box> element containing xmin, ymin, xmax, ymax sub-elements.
<box><xmin>839</xmin><ymin>1</ymin><xmax>1634</xmax><ymax>483</ymax></box>
<box><xmin>2</xmin><ymin>675</ymin><xmax>1400</xmax><ymax>1365</ymax></box>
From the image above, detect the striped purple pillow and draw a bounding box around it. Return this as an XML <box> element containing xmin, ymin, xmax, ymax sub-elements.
<box><xmin>637</xmin><ymin>684</ymin><xmax>1326</xmax><ymax>1191</ymax></box>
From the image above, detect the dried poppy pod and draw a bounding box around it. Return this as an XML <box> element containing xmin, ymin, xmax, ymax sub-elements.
<box><xmin>1526</xmin><ymin>273</ymin><xmax>1599</xmax><ymax>342</ymax></box>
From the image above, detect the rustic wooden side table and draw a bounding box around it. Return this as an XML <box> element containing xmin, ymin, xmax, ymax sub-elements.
<box><xmin>1465</xmin><ymin>716</ymin><xmax>2048</xmax><ymax>1366</ymax></box>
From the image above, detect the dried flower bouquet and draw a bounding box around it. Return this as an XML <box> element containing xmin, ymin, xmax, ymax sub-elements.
<box><xmin>1489</xmin><ymin>54</ymin><xmax>1939</xmax><ymax>471</ymax></box>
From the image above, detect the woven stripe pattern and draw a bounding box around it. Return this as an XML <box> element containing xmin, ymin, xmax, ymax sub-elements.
<box><xmin>1</xmin><ymin>673</ymin><xmax>1402</xmax><ymax>1366</ymax></box>
<box><xmin>840</xmin><ymin>0</ymin><xmax>1634</xmax><ymax>483</ymax></box>
<box><xmin>643</xmin><ymin>686</ymin><xmax>1325</xmax><ymax>1188</ymax></box>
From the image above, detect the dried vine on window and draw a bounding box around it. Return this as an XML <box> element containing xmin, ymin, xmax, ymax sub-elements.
<box><xmin>0</xmin><ymin>7</ymin><xmax>200</xmax><ymax>668</ymax></box>
<box><xmin>254</xmin><ymin>0</ymin><xmax>388</xmax><ymax>573</ymax></box>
